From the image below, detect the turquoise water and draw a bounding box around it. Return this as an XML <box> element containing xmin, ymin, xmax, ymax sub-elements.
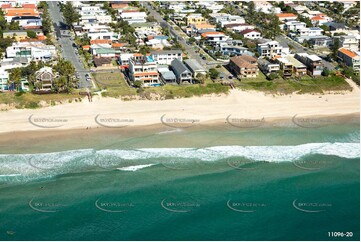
<box><xmin>0</xmin><ymin>123</ymin><xmax>359</xmax><ymax>240</ymax></box>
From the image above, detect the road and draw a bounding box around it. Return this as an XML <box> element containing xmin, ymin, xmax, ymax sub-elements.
<box><xmin>47</xmin><ymin>1</ymin><xmax>92</xmax><ymax>89</ymax></box>
<box><xmin>276</xmin><ymin>35</ymin><xmax>335</xmax><ymax>70</ymax></box>
<box><xmin>143</xmin><ymin>2</ymin><xmax>233</xmax><ymax>81</ymax></box>
<box><xmin>143</xmin><ymin>3</ymin><xmax>207</xmax><ymax>68</ymax></box>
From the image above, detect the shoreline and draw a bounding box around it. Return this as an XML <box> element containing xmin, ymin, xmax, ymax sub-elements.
<box><xmin>0</xmin><ymin>88</ymin><xmax>359</xmax><ymax>135</ymax></box>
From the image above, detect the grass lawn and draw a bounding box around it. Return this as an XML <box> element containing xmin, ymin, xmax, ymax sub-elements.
<box><xmin>141</xmin><ymin>83</ymin><xmax>230</xmax><ymax>99</ymax></box>
<box><xmin>92</xmin><ymin>72</ymin><xmax>137</xmax><ymax>98</ymax></box>
<box><xmin>0</xmin><ymin>91</ymin><xmax>82</xmax><ymax>110</ymax></box>
<box><xmin>236</xmin><ymin>73</ymin><xmax>352</xmax><ymax>94</ymax></box>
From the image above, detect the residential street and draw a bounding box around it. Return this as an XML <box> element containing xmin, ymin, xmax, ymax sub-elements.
<box><xmin>276</xmin><ymin>35</ymin><xmax>336</xmax><ymax>70</ymax></box>
<box><xmin>143</xmin><ymin>2</ymin><xmax>233</xmax><ymax>81</ymax></box>
<box><xmin>47</xmin><ymin>1</ymin><xmax>92</xmax><ymax>89</ymax></box>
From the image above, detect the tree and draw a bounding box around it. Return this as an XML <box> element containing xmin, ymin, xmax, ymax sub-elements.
<box><xmin>8</xmin><ymin>21</ymin><xmax>20</xmax><ymax>30</ymax></box>
<box><xmin>322</xmin><ymin>68</ymin><xmax>330</xmax><ymax>76</ymax></box>
<box><xmin>133</xmin><ymin>80</ymin><xmax>143</xmax><ymax>88</ymax></box>
<box><xmin>27</xmin><ymin>30</ymin><xmax>37</xmax><ymax>38</ymax></box>
<box><xmin>209</xmin><ymin>68</ymin><xmax>220</xmax><ymax>80</ymax></box>
<box><xmin>63</xmin><ymin>2</ymin><xmax>80</xmax><ymax>27</ymax></box>
<box><xmin>53</xmin><ymin>59</ymin><xmax>76</xmax><ymax>92</ymax></box>
<box><xmin>146</xmin><ymin>15</ymin><xmax>157</xmax><ymax>22</ymax></box>
<box><xmin>196</xmin><ymin>73</ymin><xmax>206</xmax><ymax>84</ymax></box>
<box><xmin>331</xmin><ymin>38</ymin><xmax>340</xmax><ymax>60</ymax></box>
<box><xmin>9</xmin><ymin>68</ymin><xmax>22</xmax><ymax>91</ymax></box>
<box><xmin>268</xmin><ymin>72</ymin><xmax>279</xmax><ymax>80</ymax></box>
<box><xmin>188</xmin><ymin>37</ymin><xmax>196</xmax><ymax>44</ymax></box>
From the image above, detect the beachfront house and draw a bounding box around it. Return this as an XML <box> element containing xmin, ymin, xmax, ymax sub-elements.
<box><xmin>229</xmin><ymin>55</ymin><xmax>259</xmax><ymax>79</ymax></box>
<box><xmin>337</xmin><ymin>48</ymin><xmax>360</xmax><ymax>73</ymax></box>
<box><xmin>184</xmin><ymin>59</ymin><xmax>207</xmax><ymax>78</ymax></box>
<box><xmin>34</xmin><ymin>67</ymin><xmax>57</xmax><ymax>91</ymax></box>
<box><xmin>295</xmin><ymin>53</ymin><xmax>324</xmax><ymax>76</ymax></box>
<box><xmin>171</xmin><ymin>59</ymin><xmax>193</xmax><ymax>84</ymax></box>
<box><xmin>128</xmin><ymin>55</ymin><xmax>160</xmax><ymax>87</ymax></box>
<box><xmin>150</xmin><ymin>50</ymin><xmax>183</xmax><ymax>65</ymax></box>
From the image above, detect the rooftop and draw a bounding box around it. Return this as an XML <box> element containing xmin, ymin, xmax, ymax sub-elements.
<box><xmin>339</xmin><ymin>48</ymin><xmax>358</xmax><ymax>58</ymax></box>
<box><xmin>184</xmin><ymin>59</ymin><xmax>206</xmax><ymax>72</ymax></box>
<box><xmin>276</xmin><ymin>13</ymin><xmax>297</xmax><ymax>18</ymax></box>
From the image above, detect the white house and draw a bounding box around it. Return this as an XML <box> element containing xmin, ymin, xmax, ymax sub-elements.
<box><xmin>201</xmin><ymin>32</ymin><xmax>230</xmax><ymax>46</ymax></box>
<box><xmin>338</xmin><ymin>35</ymin><xmax>360</xmax><ymax>52</ymax></box>
<box><xmin>0</xmin><ymin>68</ymin><xmax>9</xmax><ymax>91</ymax></box>
<box><xmin>120</xmin><ymin>11</ymin><xmax>147</xmax><ymax>24</ymax></box>
<box><xmin>257</xmin><ymin>40</ymin><xmax>290</xmax><ymax>57</ymax></box>
<box><xmin>285</xmin><ymin>21</ymin><xmax>307</xmax><ymax>32</ymax></box>
<box><xmin>150</xmin><ymin>50</ymin><xmax>183</xmax><ymax>65</ymax></box>
<box><xmin>240</xmin><ymin>29</ymin><xmax>261</xmax><ymax>39</ymax></box>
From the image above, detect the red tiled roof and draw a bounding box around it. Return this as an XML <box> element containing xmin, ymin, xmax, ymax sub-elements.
<box><xmin>276</xmin><ymin>13</ymin><xmax>297</xmax><ymax>18</ymax></box>
<box><xmin>201</xmin><ymin>31</ymin><xmax>225</xmax><ymax>38</ymax></box>
<box><xmin>1</xmin><ymin>3</ymin><xmax>11</xmax><ymax>9</ymax></box>
<box><xmin>22</xmin><ymin>3</ymin><xmax>37</xmax><ymax>9</ymax></box>
<box><xmin>5</xmin><ymin>8</ymin><xmax>39</xmax><ymax>17</ymax></box>
<box><xmin>90</xmin><ymin>39</ymin><xmax>112</xmax><ymax>44</ymax></box>
<box><xmin>311</xmin><ymin>16</ymin><xmax>325</xmax><ymax>21</ymax></box>
<box><xmin>339</xmin><ymin>48</ymin><xmax>357</xmax><ymax>58</ymax></box>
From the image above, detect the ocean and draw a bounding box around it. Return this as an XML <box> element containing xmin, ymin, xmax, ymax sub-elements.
<box><xmin>0</xmin><ymin>121</ymin><xmax>359</xmax><ymax>241</ymax></box>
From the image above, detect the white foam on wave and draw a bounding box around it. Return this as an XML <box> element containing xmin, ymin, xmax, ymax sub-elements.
<box><xmin>157</xmin><ymin>128</ymin><xmax>184</xmax><ymax>135</ymax></box>
<box><xmin>0</xmin><ymin>143</ymin><xmax>359</xmax><ymax>182</ymax></box>
<box><xmin>116</xmin><ymin>164</ymin><xmax>155</xmax><ymax>171</ymax></box>
<box><xmin>101</xmin><ymin>143</ymin><xmax>360</xmax><ymax>162</ymax></box>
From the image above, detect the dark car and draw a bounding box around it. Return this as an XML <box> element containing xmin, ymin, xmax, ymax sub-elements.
<box><xmin>228</xmin><ymin>75</ymin><xmax>233</xmax><ymax>79</ymax></box>
<box><xmin>72</xmin><ymin>43</ymin><xmax>77</xmax><ymax>48</ymax></box>
<box><xmin>202</xmin><ymin>56</ymin><xmax>206</xmax><ymax>60</ymax></box>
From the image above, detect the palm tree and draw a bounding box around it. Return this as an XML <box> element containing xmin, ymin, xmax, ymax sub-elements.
<box><xmin>9</xmin><ymin>68</ymin><xmax>22</xmax><ymax>91</ymax></box>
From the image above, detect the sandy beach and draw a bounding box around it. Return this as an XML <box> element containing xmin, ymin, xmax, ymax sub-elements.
<box><xmin>0</xmin><ymin>85</ymin><xmax>359</xmax><ymax>134</ymax></box>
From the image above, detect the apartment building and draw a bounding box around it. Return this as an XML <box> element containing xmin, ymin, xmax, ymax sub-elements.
<box><xmin>186</xmin><ymin>14</ymin><xmax>207</xmax><ymax>26</ymax></box>
<box><xmin>0</xmin><ymin>68</ymin><xmax>9</xmax><ymax>91</ymax></box>
<box><xmin>338</xmin><ymin>48</ymin><xmax>360</xmax><ymax>73</ymax></box>
<box><xmin>129</xmin><ymin>55</ymin><xmax>160</xmax><ymax>87</ymax></box>
<box><xmin>6</xmin><ymin>42</ymin><xmax>55</xmax><ymax>61</ymax></box>
<box><xmin>229</xmin><ymin>55</ymin><xmax>259</xmax><ymax>78</ymax></box>
<box><xmin>258</xmin><ymin>59</ymin><xmax>280</xmax><ymax>75</ymax></box>
<box><xmin>295</xmin><ymin>53</ymin><xmax>324</xmax><ymax>76</ymax></box>
<box><xmin>277</xmin><ymin>55</ymin><xmax>307</xmax><ymax>77</ymax></box>
<box><xmin>338</xmin><ymin>35</ymin><xmax>360</xmax><ymax>52</ymax></box>
<box><xmin>120</xmin><ymin>11</ymin><xmax>147</xmax><ymax>24</ymax></box>
<box><xmin>285</xmin><ymin>21</ymin><xmax>307</xmax><ymax>32</ymax></box>
<box><xmin>257</xmin><ymin>40</ymin><xmax>289</xmax><ymax>58</ymax></box>
<box><xmin>201</xmin><ymin>32</ymin><xmax>230</xmax><ymax>46</ymax></box>
<box><xmin>150</xmin><ymin>50</ymin><xmax>183</xmax><ymax>65</ymax></box>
